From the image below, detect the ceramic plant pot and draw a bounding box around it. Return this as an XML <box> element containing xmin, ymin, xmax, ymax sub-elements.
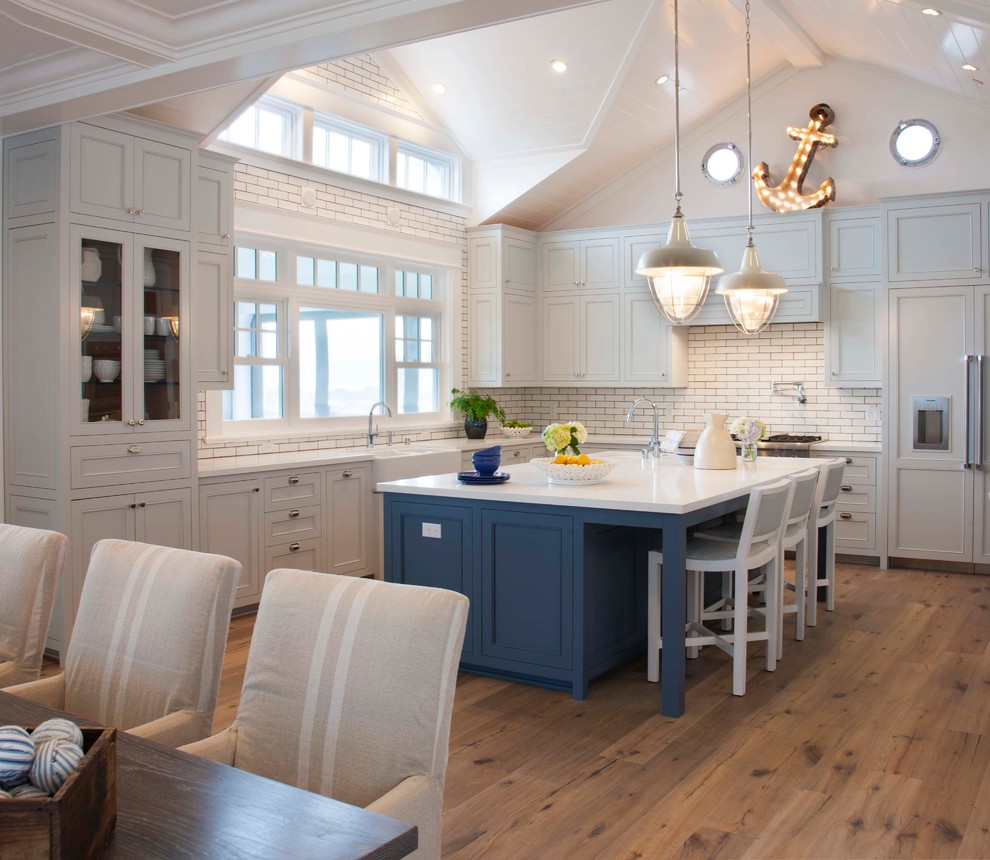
<box><xmin>694</xmin><ymin>412</ymin><xmax>737</xmax><ymax>470</ymax></box>
<box><xmin>464</xmin><ymin>417</ymin><xmax>488</xmax><ymax>440</ymax></box>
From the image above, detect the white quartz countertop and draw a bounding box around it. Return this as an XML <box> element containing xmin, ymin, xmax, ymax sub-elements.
<box><xmin>810</xmin><ymin>441</ymin><xmax>881</xmax><ymax>453</ymax></box>
<box><xmin>377</xmin><ymin>452</ymin><xmax>835</xmax><ymax>515</ymax></box>
<box><xmin>198</xmin><ymin>448</ymin><xmax>377</xmax><ymax>477</ymax></box>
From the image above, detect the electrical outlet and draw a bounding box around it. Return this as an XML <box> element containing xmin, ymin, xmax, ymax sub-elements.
<box><xmin>865</xmin><ymin>405</ymin><xmax>881</xmax><ymax>421</ymax></box>
<box><xmin>422</xmin><ymin>522</ymin><xmax>442</xmax><ymax>540</ymax></box>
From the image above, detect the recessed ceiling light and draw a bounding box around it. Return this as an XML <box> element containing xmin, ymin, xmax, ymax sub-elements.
<box><xmin>655</xmin><ymin>74</ymin><xmax>670</xmax><ymax>85</ymax></box>
<box><xmin>922</xmin><ymin>7</ymin><xmax>942</xmax><ymax>15</ymax></box>
<box><xmin>551</xmin><ymin>59</ymin><xmax>568</xmax><ymax>73</ymax></box>
<box><xmin>963</xmin><ymin>63</ymin><xmax>978</xmax><ymax>71</ymax></box>
<box><xmin>431</xmin><ymin>83</ymin><xmax>446</xmax><ymax>94</ymax></box>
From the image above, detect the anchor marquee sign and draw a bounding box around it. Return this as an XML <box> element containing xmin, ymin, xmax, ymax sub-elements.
<box><xmin>754</xmin><ymin>103</ymin><xmax>837</xmax><ymax>213</ymax></box>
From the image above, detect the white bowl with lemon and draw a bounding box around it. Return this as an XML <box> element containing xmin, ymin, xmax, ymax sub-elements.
<box><xmin>529</xmin><ymin>455</ymin><xmax>618</xmax><ymax>485</ymax></box>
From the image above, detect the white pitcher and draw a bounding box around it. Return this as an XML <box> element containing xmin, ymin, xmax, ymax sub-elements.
<box><xmin>694</xmin><ymin>411</ymin><xmax>737</xmax><ymax>470</ymax></box>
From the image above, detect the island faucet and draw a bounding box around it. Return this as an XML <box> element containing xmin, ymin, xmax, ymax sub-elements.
<box><xmin>626</xmin><ymin>398</ymin><xmax>661</xmax><ymax>456</ymax></box>
<box><xmin>367</xmin><ymin>401</ymin><xmax>392</xmax><ymax>448</ymax></box>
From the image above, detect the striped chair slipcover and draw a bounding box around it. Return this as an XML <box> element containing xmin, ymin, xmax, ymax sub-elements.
<box><xmin>5</xmin><ymin>539</ymin><xmax>240</xmax><ymax>747</ymax></box>
<box><xmin>0</xmin><ymin>524</ymin><xmax>68</xmax><ymax>687</ymax></box>
<box><xmin>181</xmin><ymin>569</ymin><xmax>469</xmax><ymax>860</ymax></box>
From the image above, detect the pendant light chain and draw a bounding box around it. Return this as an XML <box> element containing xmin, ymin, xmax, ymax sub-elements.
<box><xmin>745</xmin><ymin>0</ymin><xmax>754</xmax><ymax>248</ymax></box>
<box><xmin>673</xmin><ymin>0</ymin><xmax>683</xmax><ymax>214</ymax></box>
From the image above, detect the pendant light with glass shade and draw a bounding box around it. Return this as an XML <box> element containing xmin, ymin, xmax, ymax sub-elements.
<box><xmin>715</xmin><ymin>0</ymin><xmax>787</xmax><ymax>334</ymax></box>
<box><xmin>636</xmin><ymin>0</ymin><xmax>722</xmax><ymax>325</ymax></box>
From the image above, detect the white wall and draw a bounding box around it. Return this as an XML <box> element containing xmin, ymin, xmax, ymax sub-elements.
<box><xmin>550</xmin><ymin>58</ymin><xmax>990</xmax><ymax>230</ymax></box>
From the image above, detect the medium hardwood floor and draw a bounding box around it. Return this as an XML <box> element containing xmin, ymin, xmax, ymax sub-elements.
<box><xmin>49</xmin><ymin>562</ymin><xmax>990</xmax><ymax>858</ymax></box>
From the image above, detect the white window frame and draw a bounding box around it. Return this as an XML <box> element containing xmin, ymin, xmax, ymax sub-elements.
<box><xmin>395</xmin><ymin>140</ymin><xmax>459</xmax><ymax>202</ymax></box>
<box><xmin>219</xmin><ymin>95</ymin><xmax>300</xmax><ymax>159</ymax></box>
<box><xmin>312</xmin><ymin>113</ymin><xmax>388</xmax><ymax>182</ymax></box>
<box><xmin>206</xmin><ymin>236</ymin><xmax>453</xmax><ymax>441</ymax></box>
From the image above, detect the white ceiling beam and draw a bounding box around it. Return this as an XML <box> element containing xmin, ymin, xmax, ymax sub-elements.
<box><xmin>882</xmin><ymin>0</ymin><xmax>990</xmax><ymax>29</ymax></box>
<box><xmin>726</xmin><ymin>0</ymin><xmax>824</xmax><ymax>69</ymax></box>
<box><xmin>0</xmin><ymin>0</ymin><xmax>172</xmax><ymax>66</ymax></box>
<box><xmin>0</xmin><ymin>0</ymin><xmax>607</xmax><ymax>136</ymax></box>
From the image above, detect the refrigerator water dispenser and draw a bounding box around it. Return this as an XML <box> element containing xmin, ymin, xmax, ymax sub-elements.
<box><xmin>912</xmin><ymin>396</ymin><xmax>949</xmax><ymax>451</ymax></box>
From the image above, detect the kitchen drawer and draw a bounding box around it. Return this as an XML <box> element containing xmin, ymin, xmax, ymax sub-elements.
<box><xmin>833</xmin><ymin>454</ymin><xmax>877</xmax><ymax>486</ymax></box>
<box><xmin>836</xmin><ymin>483</ymin><xmax>875</xmax><ymax>513</ymax></box>
<box><xmin>264</xmin><ymin>471</ymin><xmax>322</xmax><ymax>511</ymax></box>
<box><xmin>264</xmin><ymin>505</ymin><xmax>322</xmax><ymax>546</ymax></box>
<box><xmin>71</xmin><ymin>440</ymin><xmax>192</xmax><ymax>489</ymax></box>
<box><xmin>265</xmin><ymin>538</ymin><xmax>323</xmax><ymax>574</ymax></box>
<box><xmin>835</xmin><ymin>511</ymin><xmax>877</xmax><ymax>552</ymax></box>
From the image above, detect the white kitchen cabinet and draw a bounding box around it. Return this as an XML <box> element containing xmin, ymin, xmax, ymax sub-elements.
<box><xmin>70</xmin><ymin>487</ymin><xmax>192</xmax><ymax>625</ymax></box>
<box><xmin>827</xmin><ymin>208</ymin><xmax>881</xmax><ymax>279</ymax></box>
<box><xmin>326</xmin><ymin>464</ymin><xmax>371</xmax><ymax>575</ymax></box>
<box><xmin>69</xmin><ymin>122</ymin><xmax>191</xmax><ymax>232</ymax></box>
<box><xmin>4</xmin><ymin>130</ymin><xmax>58</xmax><ymax>223</ymax></box>
<box><xmin>542</xmin><ymin>294</ymin><xmax>620</xmax><ymax>383</ymax></box>
<box><xmin>623</xmin><ymin>292</ymin><xmax>687</xmax><ymax>386</ymax></box>
<box><xmin>194</xmin><ymin>151</ymin><xmax>236</xmax><ymax>390</ymax></box>
<box><xmin>541</xmin><ymin>235</ymin><xmax>619</xmax><ymax>291</ymax></box>
<box><xmin>467</xmin><ymin>226</ymin><xmax>538</xmax><ymax>387</ymax></box>
<box><xmin>199</xmin><ymin>479</ymin><xmax>263</xmax><ymax>606</ymax></box>
<box><xmin>884</xmin><ymin>198</ymin><xmax>986</xmax><ymax>283</ymax></box>
<box><xmin>72</xmin><ymin>225</ymin><xmax>191</xmax><ymax>436</ymax></box>
<box><xmin>825</xmin><ymin>282</ymin><xmax>882</xmax><ymax>387</ymax></box>
<box><xmin>623</xmin><ymin>229</ymin><xmax>664</xmax><ymax>288</ymax></box>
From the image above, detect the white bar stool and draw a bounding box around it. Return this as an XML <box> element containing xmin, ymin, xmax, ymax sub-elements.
<box><xmin>647</xmin><ymin>478</ymin><xmax>793</xmax><ymax>697</ymax></box>
<box><xmin>805</xmin><ymin>459</ymin><xmax>847</xmax><ymax>627</ymax></box>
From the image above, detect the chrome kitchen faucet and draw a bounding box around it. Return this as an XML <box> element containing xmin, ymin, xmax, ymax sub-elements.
<box><xmin>626</xmin><ymin>398</ymin><xmax>661</xmax><ymax>456</ymax></box>
<box><xmin>367</xmin><ymin>401</ymin><xmax>392</xmax><ymax>447</ymax></box>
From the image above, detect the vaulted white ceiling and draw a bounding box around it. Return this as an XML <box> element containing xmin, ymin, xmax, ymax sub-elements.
<box><xmin>2</xmin><ymin>0</ymin><xmax>989</xmax><ymax>229</ymax></box>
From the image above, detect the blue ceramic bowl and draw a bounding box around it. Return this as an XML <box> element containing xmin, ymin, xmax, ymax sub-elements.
<box><xmin>472</xmin><ymin>445</ymin><xmax>502</xmax><ymax>476</ymax></box>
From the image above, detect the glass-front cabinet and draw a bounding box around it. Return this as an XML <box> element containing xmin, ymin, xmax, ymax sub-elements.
<box><xmin>73</xmin><ymin>225</ymin><xmax>190</xmax><ymax>434</ymax></box>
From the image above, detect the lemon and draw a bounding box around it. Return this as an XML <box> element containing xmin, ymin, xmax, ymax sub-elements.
<box><xmin>553</xmin><ymin>453</ymin><xmax>568</xmax><ymax>465</ymax></box>
<box><xmin>576</xmin><ymin>454</ymin><xmax>591</xmax><ymax>466</ymax></box>
<box><xmin>566</xmin><ymin>455</ymin><xmax>580</xmax><ymax>465</ymax></box>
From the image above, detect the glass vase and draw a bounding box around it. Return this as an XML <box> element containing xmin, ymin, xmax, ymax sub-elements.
<box><xmin>742</xmin><ymin>441</ymin><xmax>758</xmax><ymax>463</ymax></box>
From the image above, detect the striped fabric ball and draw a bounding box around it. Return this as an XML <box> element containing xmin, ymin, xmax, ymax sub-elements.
<box><xmin>10</xmin><ymin>783</ymin><xmax>49</xmax><ymax>799</ymax></box>
<box><xmin>0</xmin><ymin>789</ymin><xmax>11</xmax><ymax>799</ymax></box>
<box><xmin>0</xmin><ymin>771</ymin><xmax>29</xmax><ymax>790</ymax></box>
<box><xmin>32</xmin><ymin>718</ymin><xmax>84</xmax><ymax>748</ymax></box>
<box><xmin>0</xmin><ymin>726</ymin><xmax>35</xmax><ymax>782</ymax></box>
<box><xmin>29</xmin><ymin>739</ymin><xmax>83</xmax><ymax>795</ymax></box>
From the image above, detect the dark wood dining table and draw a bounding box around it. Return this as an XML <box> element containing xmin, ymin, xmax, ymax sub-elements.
<box><xmin>0</xmin><ymin>691</ymin><xmax>417</xmax><ymax>859</ymax></box>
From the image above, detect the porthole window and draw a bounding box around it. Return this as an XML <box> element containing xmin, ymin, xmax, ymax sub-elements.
<box><xmin>890</xmin><ymin>119</ymin><xmax>941</xmax><ymax>167</ymax></box>
<box><xmin>701</xmin><ymin>142</ymin><xmax>743</xmax><ymax>186</ymax></box>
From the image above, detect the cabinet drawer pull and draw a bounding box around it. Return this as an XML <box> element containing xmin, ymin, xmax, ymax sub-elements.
<box><xmin>840</xmin><ymin>485</ymin><xmax>852</xmax><ymax>491</ymax></box>
<box><xmin>840</xmin><ymin>512</ymin><xmax>853</xmax><ymax>520</ymax></box>
<box><xmin>845</xmin><ymin>457</ymin><xmax>853</xmax><ymax>464</ymax></box>
<box><xmin>289</xmin><ymin>543</ymin><xmax>301</xmax><ymax>552</ymax></box>
<box><xmin>343</xmin><ymin>470</ymin><xmax>353</xmax><ymax>478</ymax></box>
<box><xmin>127</xmin><ymin>445</ymin><xmax>142</xmax><ymax>454</ymax></box>
<box><xmin>288</xmin><ymin>476</ymin><xmax>299</xmax><ymax>485</ymax></box>
<box><xmin>288</xmin><ymin>509</ymin><xmax>300</xmax><ymax>518</ymax></box>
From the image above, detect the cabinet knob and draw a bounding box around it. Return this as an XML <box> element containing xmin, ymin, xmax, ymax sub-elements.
<box><xmin>128</xmin><ymin>419</ymin><xmax>136</xmax><ymax>426</ymax></box>
<box><xmin>831</xmin><ymin>267</ymin><xmax>838</xmax><ymax>273</ymax></box>
<box><xmin>129</xmin><ymin>503</ymin><xmax>136</xmax><ymax>509</ymax></box>
<box><xmin>138</xmin><ymin>502</ymin><xmax>146</xmax><ymax>508</ymax></box>
<box><xmin>127</xmin><ymin>208</ymin><xmax>136</xmax><ymax>215</ymax></box>
<box><xmin>288</xmin><ymin>476</ymin><xmax>299</xmax><ymax>484</ymax></box>
<box><xmin>505</xmin><ymin>372</ymin><xmax>511</xmax><ymax>378</ymax></box>
<box><xmin>845</xmin><ymin>457</ymin><xmax>853</xmax><ymax>464</ymax></box>
<box><xmin>659</xmin><ymin>372</ymin><xmax>665</xmax><ymax>378</ymax></box>
<box><xmin>288</xmin><ymin>509</ymin><xmax>300</xmax><ymax>518</ymax></box>
<box><xmin>253</xmin><ymin>487</ymin><xmax>260</xmax><ymax>492</ymax></box>
<box><xmin>137</xmin><ymin>209</ymin><xmax>145</xmax><ymax>216</ymax></box>
<box><xmin>840</xmin><ymin>485</ymin><xmax>852</xmax><ymax>492</ymax></box>
<box><xmin>832</xmin><ymin>371</ymin><xmax>838</xmax><ymax>376</ymax></box>
<box><xmin>223</xmin><ymin>370</ymin><xmax>229</xmax><ymax>376</ymax></box>
<box><xmin>840</xmin><ymin>512</ymin><xmax>853</xmax><ymax>520</ymax></box>
<box><xmin>138</xmin><ymin>419</ymin><xmax>145</xmax><ymax>425</ymax></box>
<box><xmin>223</xmin><ymin>233</ymin><xmax>231</xmax><ymax>239</ymax></box>
<box><xmin>289</xmin><ymin>543</ymin><xmax>301</xmax><ymax>552</ymax></box>
<box><xmin>343</xmin><ymin>470</ymin><xmax>353</xmax><ymax>478</ymax></box>
<box><xmin>127</xmin><ymin>445</ymin><xmax>142</xmax><ymax>454</ymax></box>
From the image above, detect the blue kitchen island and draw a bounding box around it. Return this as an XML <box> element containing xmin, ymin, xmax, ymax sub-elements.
<box><xmin>380</xmin><ymin>452</ymin><xmax>827</xmax><ymax>717</ymax></box>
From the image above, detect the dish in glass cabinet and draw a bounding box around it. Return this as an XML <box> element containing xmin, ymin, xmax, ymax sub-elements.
<box><xmin>457</xmin><ymin>471</ymin><xmax>510</xmax><ymax>485</ymax></box>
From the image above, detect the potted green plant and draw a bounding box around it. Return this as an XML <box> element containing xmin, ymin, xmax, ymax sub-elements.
<box><xmin>449</xmin><ymin>388</ymin><xmax>505</xmax><ymax>440</ymax></box>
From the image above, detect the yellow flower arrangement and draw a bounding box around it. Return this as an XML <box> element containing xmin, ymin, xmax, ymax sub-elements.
<box><xmin>542</xmin><ymin>421</ymin><xmax>588</xmax><ymax>456</ymax></box>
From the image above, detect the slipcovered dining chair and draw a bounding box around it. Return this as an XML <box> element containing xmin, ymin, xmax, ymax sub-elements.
<box><xmin>805</xmin><ymin>458</ymin><xmax>847</xmax><ymax>627</ymax></box>
<box><xmin>5</xmin><ymin>539</ymin><xmax>240</xmax><ymax>747</ymax></box>
<box><xmin>0</xmin><ymin>524</ymin><xmax>68</xmax><ymax>687</ymax></box>
<box><xmin>180</xmin><ymin>569</ymin><xmax>469</xmax><ymax>860</ymax></box>
<box><xmin>647</xmin><ymin>478</ymin><xmax>793</xmax><ymax>696</ymax></box>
